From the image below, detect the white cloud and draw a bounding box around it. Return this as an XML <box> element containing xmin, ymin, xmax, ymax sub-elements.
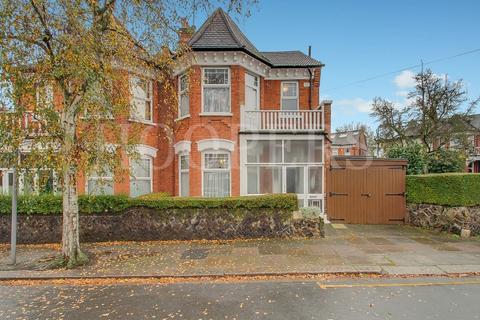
<box><xmin>393</xmin><ymin>70</ymin><xmax>416</xmax><ymax>89</ymax></box>
<box><xmin>336</xmin><ymin>98</ymin><xmax>372</xmax><ymax>113</ymax></box>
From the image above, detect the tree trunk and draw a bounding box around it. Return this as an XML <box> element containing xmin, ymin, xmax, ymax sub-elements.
<box><xmin>61</xmin><ymin>166</ymin><xmax>83</xmax><ymax>265</ymax></box>
<box><xmin>60</xmin><ymin>101</ymin><xmax>86</xmax><ymax>267</ymax></box>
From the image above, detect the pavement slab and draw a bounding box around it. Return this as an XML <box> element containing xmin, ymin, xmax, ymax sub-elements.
<box><xmin>382</xmin><ymin>265</ymin><xmax>446</xmax><ymax>275</ymax></box>
<box><xmin>1</xmin><ymin>225</ymin><xmax>479</xmax><ymax>279</ymax></box>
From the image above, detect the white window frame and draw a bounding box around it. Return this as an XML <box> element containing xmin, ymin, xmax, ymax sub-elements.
<box><xmin>245</xmin><ymin>73</ymin><xmax>260</xmax><ymax>110</ymax></box>
<box><xmin>178</xmin><ymin>153</ymin><xmax>189</xmax><ymax>197</ymax></box>
<box><xmin>202</xmin><ymin>150</ymin><xmax>231</xmax><ymax>197</ymax></box>
<box><xmin>201</xmin><ymin>67</ymin><xmax>232</xmax><ymax>116</ymax></box>
<box><xmin>130</xmin><ymin>75</ymin><xmax>154</xmax><ymax>124</ymax></box>
<box><xmin>86</xmin><ymin>169</ymin><xmax>114</xmax><ymax>196</ymax></box>
<box><xmin>129</xmin><ymin>156</ymin><xmax>153</xmax><ymax>197</ymax></box>
<box><xmin>281</xmin><ymin>81</ymin><xmax>299</xmax><ymax>110</ymax></box>
<box><xmin>0</xmin><ymin>169</ymin><xmax>14</xmax><ymax>195</ymax></box>
<box><xmin>240</xmin><ymin>135</ymin><xmax>325</xmax><ymax>210</ymax></box>
<box><xmin>178</xmin><ymin>74</ymin><xmax>190</xmax><ymax>119</ymax></box>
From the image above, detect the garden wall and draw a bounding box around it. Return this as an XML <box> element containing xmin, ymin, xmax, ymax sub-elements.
<box><xmin>408</xmin><ymin>204</ymin><xmax>480</xmax><ymax>236</ymax></box>
<box><xmin>407</xmin><ymin>174</ymin><xmax>480</xmax><ymax>235</ymax></box>
<box><xmin>0</xmin><ymin>194</ymin><xmax>323</xmax><ymax>243</ymax></box>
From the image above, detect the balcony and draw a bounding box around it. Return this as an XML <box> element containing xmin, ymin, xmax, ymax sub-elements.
<box><xmin>240</xmin><ymin>109</ymin><xmax>324</xmax><ymax>132</ymax></box>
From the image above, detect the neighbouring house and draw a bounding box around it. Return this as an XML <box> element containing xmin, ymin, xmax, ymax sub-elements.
<box><xmin>466</xmin><ymin>114</ymin><xmax>480</xmax><ymax>173</ymax></box>
<box><xmin>330</xmin><ymin>130</ymin><xmax>368</xmax><ymax>156</ymax></box>
<box><xmin>0</xmin><ymin>8</ymin><xmax>331</xmax><ymax>210</ymax></box>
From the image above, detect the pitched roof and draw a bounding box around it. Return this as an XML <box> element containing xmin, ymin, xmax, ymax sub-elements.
<box><xmin>188</xmin><ymin>8</ymin><xmax>268</xmax><ymax>64</ymax></box>
<box><xmin>469</xmin><ymin>114</ymin><xmax>480</xmax><ymax>130</ymax></box>
<box><xmin>188</xmin><ymin>8</ymin><xmax>323</xmax><ymax>68</ymax></box>
<box><xmin>331</xmin><ymin>130</ymin><xmax>362</xmax><ymax>146</ymax></box>
<box><xmin>261</xmin><ymin>51</ymin><xmax>323</xmax><ymax>68</ymax></box>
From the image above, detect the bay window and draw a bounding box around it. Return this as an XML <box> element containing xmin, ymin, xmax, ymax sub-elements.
<box><xmin>202</xmin><ymin>68</ymin><xmax>230</xmax><ymax>114</ymax></box>
<box><xmin>179</xmin><ymin>154</ymin><xmax>189</xmax><ymax>197</ymax></box>
<box><xmin>130</xmin><ymin>76</ymin><xmax>153</xmax><ymax>122</ymax></box>
<box><xmin>281</xmin><ymin>82</ymin><xmax>298</xmax><ymax>110</ymax></box>
<box><xmin>130</xmin><ymin>157</ymin><xmax>152</xmax><ymax>197</ymax></box>
<box><xmin>203</xmin><ymin>152</ymin><xmax>230</xmax><ymax>197</ymax></box>
<box><xmin>179</xmin><ymin>74</ymin><xmax>189</xmax><ymax>118</ymax></box>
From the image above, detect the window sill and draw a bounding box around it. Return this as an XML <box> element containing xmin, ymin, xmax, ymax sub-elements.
<box><xmin>175</xmin><ymin>114</ymin><xmax>190</xmax><ymax>121</ymax></box>
<box><xmin>128</xmin><ymin>118</ymin><xmax>156</xmax><ymax>126</ymax></box>
<box><xmin>199</xmin><ymin>112</ymin><xmax>233</xmax><ymax>117</ymax></box>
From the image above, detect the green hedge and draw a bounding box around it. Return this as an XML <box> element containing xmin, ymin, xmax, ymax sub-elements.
<box><xmin>0</xmin><ymin>193</ymin><xmax>298</xmax><ymax>215</ymax></box>
<box><xmin>407</xmin><ymin>173</ymin><xmax>480</xmax><ymax>206</ymax></box>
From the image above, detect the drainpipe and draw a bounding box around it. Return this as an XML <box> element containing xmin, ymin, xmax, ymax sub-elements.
<box><xmin>307</xmin><ymin>46</ymin><xmax>313</xmax><ymax>110</ymax></box>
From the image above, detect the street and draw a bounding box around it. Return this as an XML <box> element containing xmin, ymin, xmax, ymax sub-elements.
<box><xmin>1</xmin><ymin>276</ymin><xmax>480</xmax><ymax>319</ymax></box>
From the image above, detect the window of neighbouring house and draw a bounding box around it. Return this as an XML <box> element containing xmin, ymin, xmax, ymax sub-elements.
<box><xmin>179</xmin><ymin>74</ymin><xmax>189</xmax><ymax>118</ymax></box>
<box><xmin>179</xmin><ymin>154</ymin><xmax>189</xmax><ymax>197</ymax></box>
<box><xmin>130</xmin><ymin>76</ymin><xmax>153</xmax><ymax>122</ymax></box>
<box><xmin>0</xmin><ymin>170</ymin><xmax>14</xmax><ymax>195</ymax></box>
<box><xmin>36</xmin><ymin>84</ymin><xmax>54</xmax><ymax>108</ymax></box>
<box><xmin>87</xmin><ymin>167</ymin><xmax>114</xmax><ymax>195</ymax></box>
<box><xmin>332</xmin><ymin>148</ymin><xmax>338</xmax><ymax>156</ymax></box>
<box><xmin>203</xmin><ymin>152</ymin><xmax>230</xmax><ymax>197</ymax></box>
<box><xmin>281</xmin><ymin>82</ymin><xmax>298</xmax><ymax>110</ymax></box>
<box><xmin>345</xmin><ymin>148</ymin><xmax>350</xmax><ymax>156</ymax></box>
<box><xmin>202</xmin><ymin>68</ymin><xmax>230</xmax><ymax>114</ymax></box>
<box><xmin>130</xmin><ymin>157</ymin><xmax>152</xmax><ymax>197</ymax></box>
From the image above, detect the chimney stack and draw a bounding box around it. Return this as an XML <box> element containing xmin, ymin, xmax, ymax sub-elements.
<box><xmin>178</xmin><ymin>18</ymin><xmax>195</xmax><ymax>45</ymax></box>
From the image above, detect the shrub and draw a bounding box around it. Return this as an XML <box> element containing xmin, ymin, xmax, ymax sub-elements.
<box><xmin>299</xmin><ymin>207</ymin><xmax>321</xmax><ymax>220</ymax></box>
<box><xmin>133</xmin><ymin>193</ymin><xmax>298</xmax><ymax>211</ymax></box>
<box><xmin>386</xmin><ymin>143</ymin><xmax>427</xmax><ymax>175</ymax></box>
<box><xmin>386</xmin><ymin>143</ymin><xmax>467</xmax><ymax>175</ymax></box>
<box><xmin>426</xmin><ymin>149</ymin><xmax>466</xmax><ymax>173</ymax></box>
<box><xmin>137</xmin><ymin>192</ymin><xmax>171</xmax><ymax>200</ymax></box>
<box><xmin>407</xmin><ymin>173</ymin><xmax>480</xmax><ymax>206</ymax></box>
<box><xmin>0</xmin><ymin>193</ymin><xmax>298</xmax><ymax>215</ymax></box>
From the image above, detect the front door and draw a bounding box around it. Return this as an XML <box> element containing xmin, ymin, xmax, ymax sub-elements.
<box><xmin>285</xmin><ymin>166</ymin><xmax>306</xmax><ymax>207</ymax></box>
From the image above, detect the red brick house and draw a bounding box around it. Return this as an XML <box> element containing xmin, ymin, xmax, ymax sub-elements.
<box><xmin>331</xmin><ymin>130</ymin><xmax>368</xmax><ymax>156</ymax></box>
<box><xmin>0</xmin><ymin>8</ymin><xmax>331</xmax><ymax>210</ymax></box>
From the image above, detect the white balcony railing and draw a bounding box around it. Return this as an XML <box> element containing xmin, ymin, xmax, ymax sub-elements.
<box><xmin>240</xmin><ymin>109</ymin><xmax>324</xmax><ymax>132</ymax></box>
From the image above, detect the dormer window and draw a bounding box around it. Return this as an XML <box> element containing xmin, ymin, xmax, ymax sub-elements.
<box><xmin>202</xmin><ymin>68</ymin><xmax>230</xmax><ymax>114</ymax></box>
<box><xmin>130</xmin><ymin>76</ymin><xmax>153</xmax><ymax>123</ymax></box>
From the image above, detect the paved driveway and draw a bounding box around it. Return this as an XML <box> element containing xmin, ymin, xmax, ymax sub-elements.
<box><xmin>1</xmin><ymin>224</ymin><xmax>479</xmax><ymax>278</ymax></box>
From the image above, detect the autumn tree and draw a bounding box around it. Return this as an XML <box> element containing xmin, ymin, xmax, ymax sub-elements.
<box><xmin>371</xmin><ymin>69</ymin><xmax>479</xmax><ymax>153</ymax></box>
<box><xmin>0</xmin><ymin>0</ymin><xmax>256</xmax><ymax>267</ymax></box>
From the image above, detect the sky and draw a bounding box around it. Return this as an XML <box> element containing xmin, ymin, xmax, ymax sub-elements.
<box><xmin>195</xmin><ymin>0</ymin><xmax>480</xmax><ymax>131</ymax></box>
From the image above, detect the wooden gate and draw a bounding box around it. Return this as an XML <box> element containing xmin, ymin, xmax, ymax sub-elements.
<box><xmin>327</xmin><ymin>158</ymin><xmax>407</xmax><ymax>224</ymax></box>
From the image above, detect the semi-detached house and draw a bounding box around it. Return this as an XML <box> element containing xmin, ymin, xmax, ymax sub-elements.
<box><xmin>167</xmin><ymin>8</ymin><xmax>331</xmax><ymax>210</ymax></box>
<box><xmin>0</xmin><ymin>8</ymin><xmax>332</xmax><ymax>211</ymax></box>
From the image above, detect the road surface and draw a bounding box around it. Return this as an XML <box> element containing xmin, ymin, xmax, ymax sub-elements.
<box><xmin>1</xmin><ymin>276</ymin><xmax>479</xmax><ymax>319</ymax></box>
